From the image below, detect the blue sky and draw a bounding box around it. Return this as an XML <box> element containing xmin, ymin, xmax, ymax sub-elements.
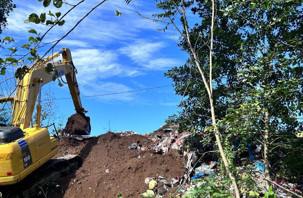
<box><xmin>1</xmin><ymin>0</ymin><xmax>189</xmax><ymax>135</ymax></box>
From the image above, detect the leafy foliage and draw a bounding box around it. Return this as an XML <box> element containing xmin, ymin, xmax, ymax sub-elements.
<box><xmin>0</xmin><ymin>0</ymin><xmax>15</xmax><ymax>34</ymax></box>
<box><xmin>161</xmin><ymin>0</ymin><xmax>303</xmax><ymax>194</ymax></box>
<box><xmin>0</xmin><ymin>0</ymin><xmax>67</xmax><ymax>80</ymax></box>
<box><xmin>220</xmin><ymin>0</ymin><xmax>303</xmax><ymax>181</ymax></box>
<box><xmin>264</xmin><ymin>186</ymin><xmax>276</xmax><ymax>198</ymax></box>
<box><xmin>183</xmin><ymin>175</ymin><xmax>233</xmax><ymax>198</ymax></box>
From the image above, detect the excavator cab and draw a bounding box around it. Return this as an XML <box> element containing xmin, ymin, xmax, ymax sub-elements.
<box><xmin>0</xmin><ymin>48</ymin><xmax>90</xmax><ymax>185</ymax></box>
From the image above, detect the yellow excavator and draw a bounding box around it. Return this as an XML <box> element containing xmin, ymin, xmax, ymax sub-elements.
<box><xmin>0</xmin><ymin>48</ymin><xmax>90</xmax><ymax>185</ymax></box>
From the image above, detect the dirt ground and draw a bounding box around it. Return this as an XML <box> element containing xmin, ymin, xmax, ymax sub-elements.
<box><xmin>48</xmin><ymin>130</ymin><xmax>186</xmax><ymax>198</ymax></box>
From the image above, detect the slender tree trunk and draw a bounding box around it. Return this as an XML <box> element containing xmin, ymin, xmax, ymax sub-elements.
<box><xmin>264</xmin><ymin>110</ymin><xmax>270</xmax><ymax>189</ymax></box>
<box><xmin>209</xmin><ymin>96</ymin><xmax>240</xmax><ymax>198</ymax></box>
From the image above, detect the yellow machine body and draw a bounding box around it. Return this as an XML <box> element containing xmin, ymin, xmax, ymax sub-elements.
<box><xmin>0</xmin><ymin>48</ymin><xmax>89</xmax><ymax>185</ymax></box>
<box><xmin>0</xmin><ymin>127</ymin><xmax>58</xmax><ymax>185</ymax></box>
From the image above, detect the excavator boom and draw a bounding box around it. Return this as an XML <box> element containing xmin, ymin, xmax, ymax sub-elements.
<box><xmin>11</xmin><ymin>48</ymin><xmax>89</xmax><ymax>134</ymax></box>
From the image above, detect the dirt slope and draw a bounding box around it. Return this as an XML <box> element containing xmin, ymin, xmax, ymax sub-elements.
<box><xmin>51</xmin><ymin>131</ymin><xmax>185</xmax><ymax>198</ymax></box>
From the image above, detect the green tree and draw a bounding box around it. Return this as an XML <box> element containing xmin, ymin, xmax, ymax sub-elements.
<box><xmin>156</xmin><ymin>0</ymin><xmax>302</xmax><ymax>195</ymax></box>
<box><xmin>221</xmin><ymin>0</ymin><xmax>303</xmax><ymax>188</ymax></box>
<box><xmin>0</xmin><ymin>0</ymin><xmax>15</xmax><ymax>34</ymax></box>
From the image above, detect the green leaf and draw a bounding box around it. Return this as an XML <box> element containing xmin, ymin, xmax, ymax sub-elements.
<box><xmin>57</xmin><ymin>20</ymin><xmax>65</xmax><ymax>26</ymax></box>
<box><xmin>8</xmin><ymin>47</ymin><xmax>17</xmax><ymax>53</ymax></box>
<box><xmin>55</xmin><ymin>12</ymin><xmax>61</xmax><ymax>18</ymax></box>
<box><xmin>46</xmin><ymin>20</ymin><xmax>54</xmax><ymax>25</ymax></box>
<box><xmin>28</xmin><ymin>36</ymin><xmax>37</xmax><ymax>43</ymax></box>
<box><xmin>58</xmin><ymin>80</ymin><xmax>63</xmax><ymax>87</ymax></box>
<box><xmin>28</xmin><ymin>29</ymin><xmax>37</xmax><ymax>34</ymax></box>
<box><xmin>40</xmin><ymin>13</ymin><xmax>46</xmax><ymax>23</ymax></box>
<box><xmin>30</xmin><ymin>48</ymin><xmax>37</xmax><ymax>56</ymax></box>
<box><xmin>48</xmin><ymin>10</ymin><xmax>55</xmax><ymax>17</ymax></box>
<box><xmin>43</xmin><ymin>0</ymin><xmax>51</xmax><ymax>7</ymax></box>
<box><xmin>115</xmin><ymin>10</ymin><xmax>122</xmax><ymax>16</ymax></box>
<box><xmin>15</xmin><ymin>66</ymin><xmax>30</xmax><ymax>80</ymax></box>
<box><xmin>15</xmin><ymin>68</ymin><xmax>22</xmax><ymax>79</ymax></box>
<box><xmin>21</xmin><ymin>44</ymin><xmax>30</xmax><ymax>49</ymax></box>
<box><xmin>3</xmin><ymin>36</ymin><xmax>14</xmax><ymax>43</ymax></box>
<box><xmin>5</xmin><ymin>57</ymin><xmax>18</xmax><ymax>64</ymax></box>
<box><xmin>45</xmin><ymin>63</ymin><xmax>54</xmax><ymax>73</ymax></box>
<box><xmin>53</xmin><ymin>0</ymin><xmax>63</xmax><ymax>8</ymax></box>
<box><xmin>0</xmin><ymin>58</ymin><xmax>4</xmax><ymax>64</ymax></box>
<box><xmin>28</xmin><ymin>13</ymin><xmax>40</xmax><ymax>24</ymax></box>
<box><xmin>212</xmin><ymin>192</ymin><xmax>229</xmax><ymax>197</ymax></box>
<box><xmin>27</xmin><ymin>57</ymin><xmax>34</xmax><ymax>61</ymax></box>
<box><xmin>1</xmin><ymin>67</ymin><xmax>6</xmax><ymax>75</ymax></box>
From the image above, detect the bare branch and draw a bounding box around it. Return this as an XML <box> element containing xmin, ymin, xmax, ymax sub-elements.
<box><xmin>209</xmin><ymin>0</ymin><xmax>215</xmax><ymax>95</ymax></box>
<box><xmin>180</xmin><ymin>1</ymin><xmax>211</xmax><ymax>96</ymax></box>
<box><xmin>135</xmin><ymin>11</ymin><xmax>170</xmax><ymax>24</ymax></box>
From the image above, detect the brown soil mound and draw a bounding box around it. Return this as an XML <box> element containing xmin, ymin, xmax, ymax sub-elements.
<box><xmin>50</xmin><ymin>132</ymin><xmax>185</xmax><ymax>198</ymax></box>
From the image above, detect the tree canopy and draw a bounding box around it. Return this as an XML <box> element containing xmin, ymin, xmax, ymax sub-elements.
<box><xmin>0</xmin><ymin>0</ymin><xmax>15</xmax><ymax>34</ymax></box>
<box><xmin>157</xmin><ymin>0</ymin><xmax>303</xmax><ymax>196</ymax></box>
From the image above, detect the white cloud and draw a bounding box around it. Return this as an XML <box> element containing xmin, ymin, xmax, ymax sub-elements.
<box><xmin>146</xmin><ymin>58</ymin><xmax>180</xmax><ymax>70</ymax></box>
<box><xmin>81</xmin><ymin>82</ymin><xmax>134</xmax><ymax>102</ymax></box>
<box><xmin>120</xmin><ymin>41</ymin><xmax>165</xmax><ymax>62</ymax></box>
<box><xmin>70</xmin><ymin>48</ymin><xmax>143</xmax><ymax>84</ymax></box>
<box><xmin>59</xmin><ymin>40</ymin><xmax>90</xmax><ymax>48</ymax></box>
<box><xmin>119</xmin><ymin>40</ymin><xmax>180</xmax><ymax>70</ymax></box>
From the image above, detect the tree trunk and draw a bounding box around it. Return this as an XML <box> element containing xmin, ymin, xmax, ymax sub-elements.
<box><xmin>210</xmin><ymin>96</ymin><xmax>240</xmax><ymax>198</ymax></box>
<box><xmin>264</xmin><ymin>110</ymin><xmax>270</xmax><ymax>190</ymax></box>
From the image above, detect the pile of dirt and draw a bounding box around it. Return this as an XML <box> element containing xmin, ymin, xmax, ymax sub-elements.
<box><xmin>49</xmin><ymin>131</ymin><xmax>186</xmax><ymax>198</ymax></box>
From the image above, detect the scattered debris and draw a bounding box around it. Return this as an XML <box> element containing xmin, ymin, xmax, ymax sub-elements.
<box><xmin>128</xmin><ymin>142</ymin><xmax>139</xmax><ymax>150</ymax></box>
<box><xmin>141</xmin><ymin>189</ymin><xmax>155</xmax><ymax>198</ymax></box>
<box><xmin>253</xmin><ymin>161</ymin><xmax>265</xmax><ymax>172</ymax></box>
<box><xmin>191</xmin><ymin>161</ymin><xmax>217</xmax><ymax>180</ymax></box>
<box><xmin>148</xmin><ymin>180</ymin><xmax>157</xmax><ymax>190</ymax></box>
<box><xmin>164</xmin><ymin>128</ymin><xmax>173</xmax><ymax>133</ymax></box>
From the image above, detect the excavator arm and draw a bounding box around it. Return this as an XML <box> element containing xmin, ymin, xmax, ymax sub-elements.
<box><xmin>8</xmin><ymin>48</ymin><xmax>90</xmax><ymax>135</ymax></box>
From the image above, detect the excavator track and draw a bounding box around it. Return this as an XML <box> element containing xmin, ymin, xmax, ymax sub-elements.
<box><xmin>0</xmin><ymin>154</ymin><xmax>82</xmax><ymax>198</ymax></box>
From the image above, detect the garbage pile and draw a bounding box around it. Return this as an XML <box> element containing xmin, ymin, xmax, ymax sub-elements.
<box><xmin>145</xmin><ymin>126</ymin><xmax>191</xmax><ymax>155</ymax></box>
<box><xmin>53</xmin><ymin>126</ymin><xmax>303</xmax><ymax>197</ymax></box>
<box><xmin>147</xmin><ymin>126</ymin><xmax>303</xmax><ymax>198</ymax></box>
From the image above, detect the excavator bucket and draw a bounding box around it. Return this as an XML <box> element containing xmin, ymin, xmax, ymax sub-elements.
<box><xmin>64</xmin><ymin>113</ymin><xmax>91</xmax><ymax>135</ymax></box>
